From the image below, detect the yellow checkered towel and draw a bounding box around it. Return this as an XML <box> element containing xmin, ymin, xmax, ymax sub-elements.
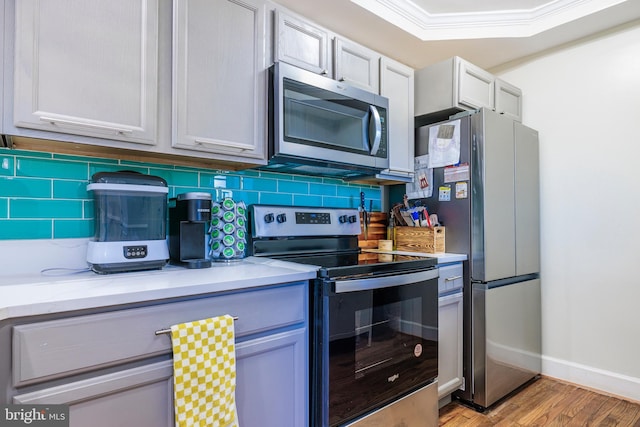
<box><xmin>171</xmin><ymin>315</ymin><xmax>239</xmax><ymax>427</ymax></box>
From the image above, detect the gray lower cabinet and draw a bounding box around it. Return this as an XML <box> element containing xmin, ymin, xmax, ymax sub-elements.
<box><xmin>236</xmin><ymin>329</ymin><xmax>306</xmax><ymax>427</ymax></box>
<box><xmin>437</xmin><ymin>262</ymin><xmax>464</xmax><ymax>400</ymax></box>
<box><xmin>5</xmin><ymin>281</ymin><xmax>308</xmax><ymax>427</ymax></box>
<box><xmin>14</xmin><ymin>362</ymin><xmax>175</xmax><ymax>427</ymax></box>
<box><xmin>438</xmin><ymin>292</ymin><xmax>463</xmax><ymax>399</ymax></box>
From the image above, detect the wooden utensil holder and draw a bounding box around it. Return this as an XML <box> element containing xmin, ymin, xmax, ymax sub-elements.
<box><xmin>395</xmin><ymin>226</ymin><xmax>446</xmax><ymax>253</ymax></box>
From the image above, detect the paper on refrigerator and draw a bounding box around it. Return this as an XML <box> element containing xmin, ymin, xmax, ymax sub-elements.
<box><xmin>406</xmin><ymin>154</ymin><xmax>433</xmax><ymax>200</ymax></box>
<box><xmin>427</xmin><ymin>120</ymin><xmax>461</xmax><ymax>168</ymax></box>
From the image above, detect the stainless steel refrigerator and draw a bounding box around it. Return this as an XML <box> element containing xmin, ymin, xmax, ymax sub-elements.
<box><xmin>416</xmin><ymin>108</ymin><xmax>541</xmax><ymax>409</ymax></box>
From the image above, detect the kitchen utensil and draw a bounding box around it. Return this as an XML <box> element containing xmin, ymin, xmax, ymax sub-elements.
<box><xmin>361</xmin><ymin>192</ymin><xmax>368</xmax><ymax>240</ymax></box>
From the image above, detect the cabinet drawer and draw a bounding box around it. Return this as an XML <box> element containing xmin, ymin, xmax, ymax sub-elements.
<box><xmin>438</xmin><ymin>263</ymin><xmax>463</xmax><ymax>294</ymax></box>
<box><xmin>13</xmin><ymin>282</ymin><xmax>306</xmax><ymax>387</ymax></box>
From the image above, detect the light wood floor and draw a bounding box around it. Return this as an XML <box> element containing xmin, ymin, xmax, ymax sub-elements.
<box><xmin>439</xmin><ymin>377</ymin><xmax>640</xmax><ymax>426</ymax></box>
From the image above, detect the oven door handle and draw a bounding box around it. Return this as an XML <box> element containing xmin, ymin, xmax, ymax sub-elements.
<box><xmin>333</xmin><ymin>269</ymin><xmax>439</xmax><ymax>293</ymax></box>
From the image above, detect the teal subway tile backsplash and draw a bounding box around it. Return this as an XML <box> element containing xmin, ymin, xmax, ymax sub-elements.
<box><xmin>260</xmin><ymin>192</ymin><xmax>293</xmax><ymax>206</ymax></box>
<box><xmin>11</xmin><ymin>199</ymin><xmax>84</xmax><ymax>219</ymax></box>
<box><xmin>278</xmin><ymin>180</ymin><xmax>309</xmax><ymax>194</ymax></box>
<box><xmin>309</xmin><ymin>182</ymin><xmax>337</xmax><ymax>196</ymax></box>
<box><xmin>0</xmin><ymin>147</ymin><xmax>381</xmax><ymax>240</ymax></box>
<box><xmin>0</xmin><ymin>155</ymin><xmax>14</xmax><ymax>176</ymax></box>
<box><xmin>149</xmin><ymin>168</ymin><xmax>199</xmax><ymax>188</ymax></box>
<box><xmin>0</xmin><ymin>177</ymin><xmax>52</xmax><ymax>198</ymax></box>
<box><xmin>242</xmin><ymin>176</ymin><xmax>278</xmax><ymax>192</ymax></box>
<box><xmin>17</xmin><ymin>157</ymin><xmax>88</xmax><ymax>180</ymax></box>
<box><xmin>53</xmin><ymin>180</ymin><xmax>89</xmax><ymax>199</ymax></box>
<box><xmin>292</xmin><ymin>195</ymin><xmax>322</xmax><ymax>206</ymax></box>
<box><xmin>0</xmin><ymin>219</ymin><xmax>52</xmax><ymax>239</ymax></box>
<box><xmin>54</xmin><ymin>219</ymin><xmax>94</xmax><ymax>239</ymax></box>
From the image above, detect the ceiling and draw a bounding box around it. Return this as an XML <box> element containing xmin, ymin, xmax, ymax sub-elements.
<box><xmin>272</xmin><ymin>0</ymin><xmax>640</xmax><ymax>71</ymax></box>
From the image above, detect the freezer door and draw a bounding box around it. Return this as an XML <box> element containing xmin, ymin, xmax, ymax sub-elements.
<box><xmin>472</xmin><ymin>278</ymin><xmax>541</xmax><ymax>408</ymax></box>
<box><xmin>471</xmin><ymin>110</ymin><xmax>516</xmax><ymax>281</ymax></box>
<box><xmin>514</xmin><ymin>123</ymin><xmax>540</xmax><ymax>276</ymax></box>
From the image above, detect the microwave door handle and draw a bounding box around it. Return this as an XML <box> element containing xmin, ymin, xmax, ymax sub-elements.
<box><xmin>368</xmin><ymin>105</ymin><xmax>382</xmax><ymax>155</ymax></box>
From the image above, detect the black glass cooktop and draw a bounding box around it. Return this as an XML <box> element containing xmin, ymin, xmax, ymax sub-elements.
<box><xmin>271</xmin><ymin>250</ymin><xmax>437</xmax><ymax>279</ymax></box>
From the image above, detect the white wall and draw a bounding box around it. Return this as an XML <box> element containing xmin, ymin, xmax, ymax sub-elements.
<box><xmin>496</xmin><ymin>21</ymin><xmax>640</xmax><ymax>401</ymax></box>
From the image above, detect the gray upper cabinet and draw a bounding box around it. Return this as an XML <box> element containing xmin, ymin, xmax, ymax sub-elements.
<box><xmin>495</xmin><ymin>78</ymin><xmax>523</xmax><ymax>123</ymax></box>
<box><xmin>415</xmin><ymin>56</ymin><xmax>523</xmax><ymax>123</ymax></box>
<box><xmin>274</xmin><ymin>9</ymin><xmax>331</xmax><ymax>76</ymax></box>
<box><xmin>379</xmin><ymin>57</ymin><xmax>414</xmax><ymax>180</ymax></box>
<box><xmin>5</xmin><ymin>0</ymin><xmax>269</xmax><ymax>166</ymax></box>
<box><xmin>172</xmin><ymin>0</ymin><xmax>267</xmax><ymax>162</ymax></box>
<box><xmin>333</xmin><ymin>37</ymin><xmax>380</xmax><ymax>93</ymax></box>
<box><xmin>457</xmin><ymin>59</ymin><xmax>495</xmax><ymax>111</ymax></box>
<box><xmin>12</xmin><ymin>0</ymin><xmax>159</xmax><ymax>146</ymax></box>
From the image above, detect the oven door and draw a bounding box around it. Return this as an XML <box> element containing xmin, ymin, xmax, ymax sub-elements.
<box><xmin>312</xmin><ymin>268</ymin><xmax>439</xmax><ymax>427</ymax></box>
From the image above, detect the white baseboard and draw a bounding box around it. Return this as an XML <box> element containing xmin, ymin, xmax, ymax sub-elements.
<box><xmin>542</xmin><ymin>355</ymin><xmax>640</xmax><ymax>403</ymax></box>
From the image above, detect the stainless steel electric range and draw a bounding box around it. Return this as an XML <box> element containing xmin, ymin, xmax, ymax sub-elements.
<box><xmin>249</xmin><ymin>205</ymin><xmax>440</xmax><ymax>427</ymax></box>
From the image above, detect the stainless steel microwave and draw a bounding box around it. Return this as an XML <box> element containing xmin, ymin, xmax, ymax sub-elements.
<box><xmin>262</xmin><ymin>62</ymin><xmax>389</xmax><ymax>179</ymax></box>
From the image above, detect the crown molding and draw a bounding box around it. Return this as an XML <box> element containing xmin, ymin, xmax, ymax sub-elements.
<box><xmin>350</xmin><ymin>0</ymin><xmax>630</xmax><ymax>39</ymax></box>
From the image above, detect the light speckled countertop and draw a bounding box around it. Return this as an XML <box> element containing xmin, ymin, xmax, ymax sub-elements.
<box><xmin>0</xmin><ymin>239</ymin><xmax>317</xmax><ymax>321</ymax></box>
<box><xmin>1</xmin><ymin>238</ymin><xmax>467</xmax><ymax>321</ymax></box>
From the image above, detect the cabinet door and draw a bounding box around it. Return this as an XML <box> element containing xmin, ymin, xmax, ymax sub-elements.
<box><xmin>236</xmin><ymin>328</ymin><xmax>307</xmax><ymax>427</ymax></box>
<box><xmin>457</xmin><ymin>58</ymin><xmax>495</xmax><ymax>111</ymax></box>
<box><xmin>274</xmin><ymin>10</ymin><xmax>330</xmax><ymax>77</ymax></box>
<box><xmin>495</xmin><ymin>78</ymin><xmax>523</xmax><ymax>122</ymax></box>
<box><xmin>334</xmin><ymin>37</ymin><xmax>380</xmax><ymax>93</ymax></box>
<box><xmin>380</xmin><ymin>57</ymin><xmax>414</xmax><ymax>177</ymax></box>
<box><xmin>438</xmin><ymin>292</ymin><xmax>463</xmax><ymax>398</ymax></box>
<box><xmin>172</xmin><ymin>0</ymin><xmax>267</xmax><ymax>161</ymax></box>
<box><xmin>14</xmin><ymin>361</ymin><xmax>174</xmax><ymax>427</ymax></box>
<box><xmin>13</xmin><ymin>0</ymin><xmax>159</xmax><ymax>145</ymax></box>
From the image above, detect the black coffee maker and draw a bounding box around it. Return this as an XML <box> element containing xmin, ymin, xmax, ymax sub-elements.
<box><xmin>169</xmin><ymin>192</ymin><xmax>212</xmax><ymax>269</ymax></box>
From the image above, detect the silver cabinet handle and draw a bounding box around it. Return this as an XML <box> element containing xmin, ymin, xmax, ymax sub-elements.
<box><xmin>444</xmin><ymin>276</ymin><xmax>462</xmax><ymax>282</ymax></box>
<box><xmin>40</xmin><ymin>116</ymin><xmax>133</xmax><ymax>135</ymax></box>
<box><xmin>194</xmin><ymin>138</ymin><xmax>253</xmax><ymax>151</ymax></box>
<box><xmin>155</xmin><ymin>316</ymin><xmax>239</xmax><ymax>336</ymax></box>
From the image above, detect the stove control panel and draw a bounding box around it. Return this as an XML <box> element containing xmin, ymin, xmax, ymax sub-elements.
<box><xmin>250</xmin><ymin>205</ymin><xmax>361</xmax><ymax>238</ymax></box>
<box><xmin>296</xmin><ymin>212</ymin><xmax>330</xmax><ymax>224</ymax></box>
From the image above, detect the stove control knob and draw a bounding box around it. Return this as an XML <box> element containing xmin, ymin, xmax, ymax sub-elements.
<box><xmin>338</xmin><ymin>215</ymin><xmax>348</xmax><ymax>223</ymax></box>
<box><xmin>348</xmin><ymin>215</ymin><xmax>357</xmax><ymax>223</ymax></box>
<box><xmin>264</xmin><ymin>213</ymin><xmax>275</xmax><ymax>223</ymax></box>
<box><xmin>276</xmin><ymin>213</ymin><xmax>287</xmax><ymax>223</ymax></box>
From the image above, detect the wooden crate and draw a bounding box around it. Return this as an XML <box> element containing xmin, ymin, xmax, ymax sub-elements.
<box><xmin>395</xmin><ymin>226</ymin><xmax>445</xmax><ymax>253</ymax></box>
